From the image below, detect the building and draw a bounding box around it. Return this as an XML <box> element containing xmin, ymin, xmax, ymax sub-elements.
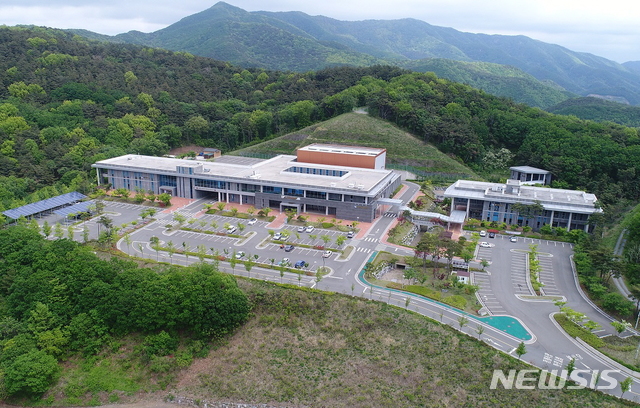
<box><xmin>444</xmin><ymin>178</ymin><xmax>602</xmax><ymax>232</ymax></box>
<box><xmin>296</xmin><ymin>144</ymin><xmax>387</xmax><ymax>169</ymax></box>
<box><xmin>509</xmin><ymin>166</ymin><xmax>551</xmax><ymax>185</ymax></box>
<box><xmin>200</xmin><ymin>148</ymin><xmax>221</xmax><ymax>159</ymax></box>
<box><xmin>92</xmin><ymin>145</ymin><xmax>401</xmax><ymax>223</ymax></box>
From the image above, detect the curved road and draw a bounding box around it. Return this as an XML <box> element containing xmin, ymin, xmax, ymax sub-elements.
<box><xmin>113</xmin><ymin>181</ymin><xmax>640</xmax><ymax>402</ymax></box>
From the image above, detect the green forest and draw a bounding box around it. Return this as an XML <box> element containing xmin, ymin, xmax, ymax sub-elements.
<box><xmin>2</xmin><ymin>24</ymin><xmax>640</xmax><ymax>404</ymax></box>
<box><xmin>0</xmin><ymin>226</ymin><xmax>250</xmax><ymax>397</ymax></box>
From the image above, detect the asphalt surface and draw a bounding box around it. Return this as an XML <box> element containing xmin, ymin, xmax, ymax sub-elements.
<box><xmin>41</xmin><ymin>183</ymin><xmax>640</xmax><ymax>402</ymax></box>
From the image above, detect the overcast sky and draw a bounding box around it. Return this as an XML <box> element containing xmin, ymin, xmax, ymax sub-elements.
<box><xmin>2</xmin><ymin>0</ymin><xmax>639</xmax><ymax>63</ymax></box>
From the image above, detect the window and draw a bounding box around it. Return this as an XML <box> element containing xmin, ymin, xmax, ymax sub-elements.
<box><xmin>159</xmin><ymin>174</ymin><xmax>177</xmax><ymax>187</ymax></box>
<box><xmin>194</xmin><ymin>179</ymin><xmax>225</xmax><ymax>189</ymax></box>
<box><xmin>263</xmin><ymin>186</ymin><xmax>282</xmax><ymax>195</ymax></box>
<box><xmin>284</xmin><ymin>188</ymin><xmax>304</xmax><ymax>197</ymax></box>
<box><xmin>306</xmin><ymin>190</ymin><xmax>326</xmax><ymax>200</ymax></box>
<box><xmin>284</xmin><ymin>166</ymin><xmax>348</xmax><ymax>177</ymax></box>
<box><xmin>328</xmin><ymin>193</ymin><xmax>342</xmax><ymax>201</ymax></box>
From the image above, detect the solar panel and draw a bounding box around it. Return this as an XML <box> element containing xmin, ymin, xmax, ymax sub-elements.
<box><xmin>3</xmin><ymin>191</ymin><xmax>87</xmax><ymax>219</ymax></box>
<box><xmin>53</xmin><ymin>200</ymin><xmax>94</xmax><ymax>217</ymax></box>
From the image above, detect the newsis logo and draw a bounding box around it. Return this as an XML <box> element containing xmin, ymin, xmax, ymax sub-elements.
<box><xmin>490</xmin><ymin>369</ymin><xmax>620</xmax><ymax>390</ymax></box>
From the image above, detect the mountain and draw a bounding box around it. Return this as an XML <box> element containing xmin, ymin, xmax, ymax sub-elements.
<box><xmin>399</xmin><ymin>58</ymin><xmax>574</xmax><ymax>109</ymax></box>
<box><xmin>548</xmin><ymin>97</ymin><xmax>640</xmax><ymax>127</ymax></box>
<box><xmin>99</xmin><ymin>2</ymin><xmax>640</xmax><ymax>106</ymax></box>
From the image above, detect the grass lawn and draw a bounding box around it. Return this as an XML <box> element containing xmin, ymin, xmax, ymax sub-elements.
<box><xmin>231</xmin><ymin>112</ymin><xmax>480</xmax><ymax>177</ymax></box>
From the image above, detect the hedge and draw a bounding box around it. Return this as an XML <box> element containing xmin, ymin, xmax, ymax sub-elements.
<box><xmin>554</xmin><ymin>313</ymin><xmax>604</xmax><ymax>348</ymax></box>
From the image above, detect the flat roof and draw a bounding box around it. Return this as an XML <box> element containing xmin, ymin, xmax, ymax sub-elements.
<box><xmin>510</xmin><ymin>166</ymin><xmax>550</xmax><ymax>174</ymax></box>
<box><xmin>298</xmin><ymin>143</ymin><xmax>385</xmax><ymax>157</ymax></box>
<box><xmin>93</xmin><ymin>154</ymin><xmax>398</xmax><ymax>196</ymax></box>
<box><xmin>444</xmin><ymin>180</ymin><xmax>600</xmax><ymax>213</ymax></box>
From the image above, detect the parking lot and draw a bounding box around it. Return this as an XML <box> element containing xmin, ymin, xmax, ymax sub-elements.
<box><xmin>471</xmin><ymin>233</ymin><xmax>573</xmax><ymax>315</ymax></box>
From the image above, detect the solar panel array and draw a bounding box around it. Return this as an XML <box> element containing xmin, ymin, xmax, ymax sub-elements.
<box><xmin>53</xmin><ymin>200</ymin><xmax>94</xmax><ymax>218</ymax></box>
<box><xmin>3</xmin><ymin>191</ymin><xmax>87</xmax><ymax>219</ymax></box>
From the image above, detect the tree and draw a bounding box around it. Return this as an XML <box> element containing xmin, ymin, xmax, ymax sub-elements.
<box><xmin>173</xmin><ymin>213</ymin><xmax>187</xmax><ymax>225</ymax></box>
<box><xmin>182</xmin><ymin>242</ymin><xmax>191</xmax><ymax>263</ymax></box>
<box><xmin>216</xmin><ymin>202</ymin><xmax>227</xmax><ymax>211</ymax></box>
<box><xmin>244</xmin><ymin>256</ymin><xmax>255</xmax><ymax>278</ymax></box>
<box><xmin>261</xmin><ymin>207</ymin><xmax>271</xmax><ymax>217</ymax></box>
<box><xmin>405</xmin><ymin>297</ymin><xmax>411</xmax><ymax>309</ymax></box>
<box><xmin>566</xmin><ymin>358</ymin><xmax>576</xmax><ymax>377</ymax></box>
<box><xmin>237</xmin><ymin>223</ymin><xmax>246</xmax><ymax>233</ymax></box>
<box><xmin>515</xmin><ymin>342</ymin><xmax>527</xmax><ymax>360</ymax></box>
<box><xmin>166</xmin><ymin>241</ymin><xmax>176</xmax><ymax>264</ymax></box>
<box><xmin>335</xmin><ymin>235</ymin><xmax>346</xmax><ymax>248</ymax></box>
<box><xmin>157</xmin><ymin>193</ymin><xmax>172</xmax><ymax>207</ymax></box>
<box><xmin>150</xmin><ymin>236</ymin><xmax>160</xmax><ymax>261</ymax></box>
<box><xmin>196</xmin><ymin>244</ymin><xmax>207</xmax><ymax>263</ymax></box>
<box><xmin>457</xmin><ymin>316</ymin><xmax>469</xmax><ymax>331</ymax></box>
<box><xmin>321</xmin><ymin>234</ymin><xmax>331</xmax><ymax>247</ymax></box>
<box><xmin>123</xmin><ymin>233</ymin><xmax>132</xmax><ymax>255</ymax></box>
<box><xmin>480</xmin><ymin>259</ymin><xmax>490</xmax><ymax>271</ymax></box>
<box><xmin>42</xmin><ymin>220</ymin><xmax>52</xmax><ymax>238</ymax></box>
<box><xmin>475</xmin><ymin>324</ymin><xmax>485</xmax><ymax>339</ymax></box>
<box><xmin>620</xmin><ymin>376</ymin><xmax>632</xmax><ymax>399</ymax></box>
<box><xmin>4</xmin><ymin>349</ymin><xmax>59</xmax><ymax>396</ymax></box>
<box><xmin>53</xmin><ymin>222</ymin><xmax>64</xmax><ymax>239</ymax></box>
<box><xmin>611</xmin><ymin>320</ymin><xmax>630</xmax><ymax>336</ymax></box>
<box><xmin>82</xmin><ymin>225</ymin><xmax>89</xmax><ymax>243</ymax></box>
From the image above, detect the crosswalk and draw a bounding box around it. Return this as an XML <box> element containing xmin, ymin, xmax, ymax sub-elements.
<box><xmin>383</xmin><ymin>212</ymin><xmax>397</xmax><ymax>218</ymax></box>
<box><xmin>362</xmin><ymin>237</ymin><xmax>378</xmax><ymax>243</ymax></box>
<box><xmin>355</xmin><ymin>247</ymin><xmax>372</xmax><ymax>253</ymax></box>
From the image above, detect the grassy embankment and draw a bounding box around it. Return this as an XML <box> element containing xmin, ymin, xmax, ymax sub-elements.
<box><xmin>45</xmin><ymin>279</ymin><xmax>635</xmax><ymax>407</ymax></box>
<box><xmin>231</xmin><ymin>112</ymin><xmax>480</xmax><ymax>178</ymax></box>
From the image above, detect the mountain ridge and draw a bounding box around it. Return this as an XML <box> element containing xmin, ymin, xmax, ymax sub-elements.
<box><xmin>68</xmin><ymin>1</ymin><xmax>640</xmax><ymax>106</ymax></box>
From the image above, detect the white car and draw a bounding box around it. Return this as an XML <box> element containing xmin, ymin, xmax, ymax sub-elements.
<box><xmin>226</xmin><ymin>226</ymin><xmax>237</xmax><ymax>234</ymax></box>
<box><xmin>305</xmin><ymin>225</ymin><xmax>315</xmax><ymax>233</ymax></box>
<box><xmin>479</xmin><ymin>230</ymin><xmax>487</xmax><ymax>237</ymax></box>
<box><xmin>278</xmin><ymin>258</ymin><xmax>290</xmax><ymax>266</ymax></box>
<box><xmin>248</xmin><ymin>218</ymin><xmax>258</xmax><ymax>225</ymax></box>
<box><xmin>297</xmin><ymin>226</ymin><xmax>306</xmax><ymax>233</ymax></box>
<box><xmin>235</xmin><ymin>251</ymin><xmax>245</xmax><ymax>259</ymax></box>
<box><xmin>479</xmin><ymin>242</ymin><xmax>491</xmax><ymax>248</ymax></box>
<box><xmin>322</xmin><ymin>250</ymin><xmax>332</xmax><ymax>258</ymax></box>
<box><xmin>510</xmin><ymin>236</ymin><xmax>518</xmax><ymax>243</ymax></box>
<box><xmin>273</xmin><ymin>232</ymin><xmax>283</xmax><ymax>240</ymax></box>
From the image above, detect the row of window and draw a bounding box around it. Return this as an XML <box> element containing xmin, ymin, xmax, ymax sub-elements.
<box><xmin>284</xmin><ymin>166</ymin><xmax>348</xmax><ymax>177</ymax></box>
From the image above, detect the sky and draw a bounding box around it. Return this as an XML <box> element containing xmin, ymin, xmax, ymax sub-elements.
<box><xmin>1</xmin><ymin>0</ymin><xmax>639</xmax><ymax>63</ymax></box>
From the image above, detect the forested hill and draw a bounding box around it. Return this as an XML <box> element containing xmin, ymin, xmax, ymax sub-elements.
<box><xmin>548</xmin><ymin>97</ymin><xmax>640</xmax><ymax>128</ymax></box>
<box><xmin>103</xmin><ymin>2</ymin><xmax>640</xmax><ymax>106</ymax></box>
<box><xmin>1</xmin><ymin>25</ymin><xmax>640</xmax><ymax>216</ymax></box>
<box><xmin>0</xmin><ymin>26</ymin><xmax>406</xmax><ymax>212</ymax></box>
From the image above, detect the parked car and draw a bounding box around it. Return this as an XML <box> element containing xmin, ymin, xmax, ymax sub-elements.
<box><xmin>278</xmin><ymin>258</ymin><xmax>290</xmax><ymax>266</ymax></box>
<box><xmin>297</xmin><ymin>226</ymin><xmax>306</xmax><ymax>233</ymax></box>
<box><xmin>479</xmin><ymin>242</ymin><xmax>491</xmax><ymax>248</ymax></box>
<box><xmin>235</xmin><ymin>251</ymin><xmax>245</xmax><ymax>259</ymax></box>
<box><xmin>284</xmin><ymin>244</ymin><xmax>295</xmax><ymax>252</ymax></box>
<box><xmin>294</xmin><ymin>260</ymin><xmax>307</xmax><ymax>269</ymax></box>
<box><xmin>488</xmin><ymin>232</ymin><xmax>496</xmax><ymax>238</ymax></box>
<box><xmin>305</xmin><ymin>225</ymin><xmax>315</xmax><ymax>233</ymax></box>
<box><xmin>248</xmin><ymin>218</ymin><xmax>258</xmax><ymax>225</ymax></box>
<box><xmin>226</xmin><ymin>226</ymin><xmax>237</xmax><ymax>234</ymax></box>
<box><xmin>510</xmin><ymin>236</ymin><xmax>518</xmax><ymax>243</ymax></box>
<box><xmin>273</xmin><ymin>232</ymin><xmax>283</xmax><ymax>240</ymax></box>
<box><xmin>347</xmin><ymin>231</ymin><xmax>355</xmax><ymax>238</ymax></box>
<box><xmin>479</xmin><ymin>230</ymin><xmax>487</xmax><ymax>237</ymax></box>
<box><xmin>322</xmin><ymin>250</ymin><xmax>332</xmax><ymax>258</ymax></box>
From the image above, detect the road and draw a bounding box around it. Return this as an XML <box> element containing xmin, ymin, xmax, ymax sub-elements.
<box><xmin>47</xmin><ymin>182</ymin><xmax>640</xmax><ymax>402</ymax></box>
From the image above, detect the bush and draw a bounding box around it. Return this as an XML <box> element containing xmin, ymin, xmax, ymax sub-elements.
<box><xmin>602</xmin><ymin>293</ymin><xmax>634</xmax><ymax>316</ymax></box>
<box><xmin>144</xmin><ymin>331</ymin><xmax>178</xmax><ymax>357</ymax></box>
<box><xmin>322</xmin><ymin>222</ymin><xmax>334</xmax><ymax>229</ymax></box>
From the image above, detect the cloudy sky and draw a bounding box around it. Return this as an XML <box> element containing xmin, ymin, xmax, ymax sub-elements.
<box><xmin>2</xmin><ymin>0</ymin><xmax>639</xmax><ymax>63</ymax></box>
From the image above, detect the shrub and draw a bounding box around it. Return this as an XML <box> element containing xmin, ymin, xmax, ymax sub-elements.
<box><xmin>322</xmin><ymin>222</ymin><xmax>334</xmax><ymax>229</ymax></box>
<box><xmin>405</xmin><ymin>285</ymin><xmax>441</xmax><ymax>301</ymax></box>
<box><xmin>602</xmin><ymin>293</ymin><xmax>634</xmax><ymax>316</ymax></box>
<box><xmin>144</xmin><ymin>331</ymin><xmax>178</xmax><ymax>357</ymax></box>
